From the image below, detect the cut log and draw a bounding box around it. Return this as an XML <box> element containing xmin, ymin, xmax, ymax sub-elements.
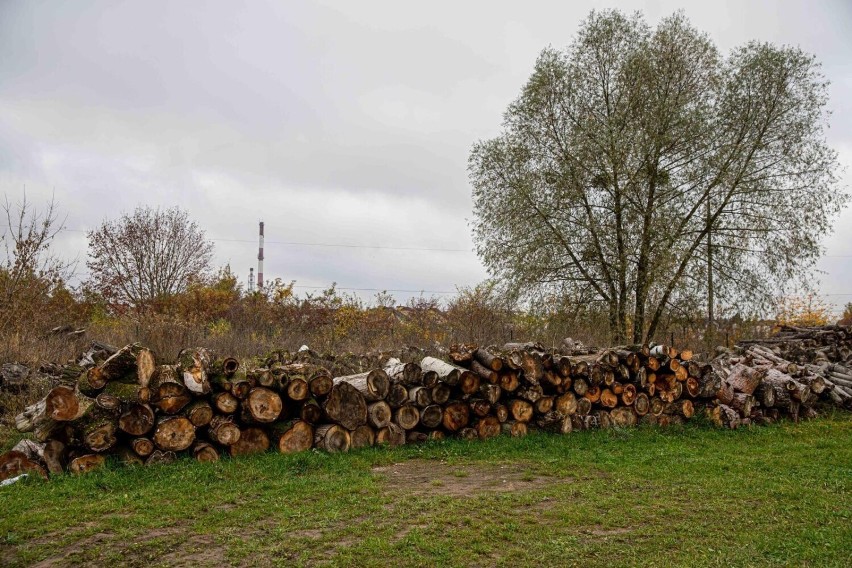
<box><xmin>208</xmin><ymin>415</ymin><xmax>241</xmax><ymax>446</ymax></box>
<box><xmin>323</xmin><ymin>382</ymin><xmax>367</xmax><ymax>431</ymax></box>
<box><xmin>729</xmin><ymin>393</ymin><xmax>755</xmax><ymax>417</ymax></box>
<box><xmin>350</xmin><ymin>425</ymin><xmax>375</xmax><ymax>449</ymax></box>
<box><xmin>276</xmin><ymin>420</ymin><xmax>314</xmax><ymax>453</ymax></box>
<box><xmin>376</xmin><ymin>423</ymin><xmax>406</xmax><ymax>446</ymax></box>
<box><xmin>494</xmin><ymin>403</ymin><xmax>509</xmax><ymax>423</ymax></box>
<box><xmin>384</xmin><ymin>359</ymin><xmax>422</xmax><ymax>386</ymax></box>
<box><xmin>184</xmin><ymin>400</ymin><xmax>214</xmax><ymax>428</ymax></box>
<box><xmin>145</xmin><ymin>450</ymin><xmax>177</xmax><ymax>466</ymax></box>
<box><xmin>367</xmin><ymin>401</ymin><xmax>393</xmax><ymax>429</ymax></box>
<box><xmin>314</xmin><ymin>424</ymin><xmax>351</xmax><ymax>452</ymax></box>
<box><xmin>420</xmin><ymin>356</ymin><xmax>463</xmax><ymax>385</ymax></box>
<box><xmin>442</xmin><ymin>401</ymin><xmax>471</xmax><ymax>432</ymax></box>
<box><xmin>68</xmin><ymin>454</ymin><xmax>106</xmax><ymax>475</ymax></box>
<box><xmin>470</xmin><ymin>359</ymin><xmax>498</xmax><ymax>384</ymax></box>
<box><xmin>300</xmin><ymin>398</ymin><xmax>323</xmax><ymax>423</ymax></box>
<box><xmin>610</xmin><ymin>407</ymin><xmax>638</xmax><ymax>427</ymax></box>
<box><xmin>212</xmin><ymin>391</ymin><xmax>239</xmax><ymax>414</ymax></box>
<box><xmin>664</xmin><ymin>399</ymin><xmax>694</xmax><ymax>419</ymax></box>
<box><xmin>230</xmin><ymin>427</ymin><xmax>270</xmax><ymax>456</ymax></box>
<box><xmin>118</xmin><ymin>403</ymin><xmax>156</xmax><ymax>436</ymax></box>
<box><xmin>500</xmin><ymin>371</ymin><xmax>520</xmax><ymax>392</ymax></box>
<box><xmin>508</xmin><ymin>399</ymin><xmax>534</xmax><ymax>423</ymax></box>
<box><xmin>536</xmin><ymin>411</ymin><xmax>572</xmax><ymax>434</ymax></box>
<box><xmin>80</xmin><ymin>407</ymin><xmax>119</xmax><ymax>452</ymax></box>
<box><xmin>479</xmin><ymin>383</ymin><xmax>501</xmax><ymax>405</ymax></box>
<box><xmin>599</xmin><ymin>389</ymin><xmax>618</xmax><ymax>408</ymax></box>
<box><xmin>153</xmin><ymin>416</ymin><xmax>196</xmax><ymax>452</ymax></box>
<box><xmin>395</xmin><ymin>405</ymin><xmax>420</xmax><ymax>430</ymax></box>
<box><xmin>634</xmin><ymin>393</ymin><xmax>650</xmax><ymax>416</ymax></box>
<box><xmin>406</xmin><ymin>431</ymin><xmax>429</xmax><ymax>444</ymax></box>
<box><xmin>150</xmin><ymin>366</ymin><xmax>192</xmax><ymax>415</ymax></box>
<box><xmin>245</xmin><ymin>387</ymin><xmax>283</xmax><ymax>423</ymax></box>
<box><xmin>501</xmin><ymin>421</ymin><xmax>528</xmax><ymax>437</ymax></box>
<box><xmin>192</xmin><ymin>442</ymin><xmax>220</xmax><ymax>463</ymax></box>
<box><xmin>575</xmin><ymin>397</ymin><xmax>592</xmax><ymax>416</ymax></box>
<box><xmin>177</xmin><ymin>347</ymin><xmax>213</xmax><ymax>395</ymax></box>
<box><xmin>458</xmin><ymin>371</ymin><xmax>481</xmax><ymax>396</ymax></box>
<box><xmin>131</xmin><ymin>437</ymin><xmax>155</xmax><ymax>457</ymax></box>
<box><xmin>430</xmin><ymin>382</ymin><xmax>451</xmax><ymax>405</ymax></box>
<box><xmin>285</xmin><ymin>377</ymin><xmax>310</xmax><ymax>402</ymax></box>
<box><xmin>86</xmin><ymin>343</ymin><xmax>149</xmax><ymax>388</ymax></box>
<box><xmin>386</xmin><ymin>383</ymin><xmax>409</xmax><ymax>409</ymax></box>
<box><xmin>469</xmin><ymin>399</ymin><xmax>492</xmax><ymax>418</ymax></box>
<box><xmin>724</xmin><ymin>364</ymin><xmax>766</xmax><ymax>395</ymax></box>
<box><xmin>516</xmin><ymin>384</ymin><xmax>543</xmax><ymax>403</ymax></box>
<box><xmin>474</xmin><ymin>348</ymin><xmax>503</xmax><ymax>372</ymax></box>
<box><xmin>534</xmin><ymin>396</ymin><xmax>554</xmax><ymax>414</ymax></box>
<box><xmin>408</xmin><ymin>386</ymin><xmax>432</xmax><ymax>407</ymax></box>
<box><xmin>419</xmin><ymin>404</ymin><xmax>443</xmax><ymax>429</ymax></box>
<box><xmin>308</xmin><ymin>374</ymin><xmax>333</xmax><ymax>398</ymax></box>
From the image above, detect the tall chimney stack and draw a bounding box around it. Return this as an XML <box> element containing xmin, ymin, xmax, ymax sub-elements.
<box><xmin>257</xmin><ymin>221</ymin><xmax>264</xmax><ymax>289</ymax></box>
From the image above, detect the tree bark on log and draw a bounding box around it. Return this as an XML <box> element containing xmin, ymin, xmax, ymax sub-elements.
<box><xmin>323</xmin><ymin>382</ymin><xmax>367</xmax><ymax>431</ymax></box>
<box><xmin>276</xmin><ymin>420</ymin><xmax>314</xmax><ymax>453</ymax></box>
<box><xmin>153</xmin><ymin>416</ymin><xmax>195</xmax><ymax>452</ymax></box>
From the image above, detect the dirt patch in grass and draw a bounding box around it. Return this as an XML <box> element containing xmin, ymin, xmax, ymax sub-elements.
<box><xmin>372</xmin><ymin>459</ymin><xmax>573</xmax><ymax>497</ymax></box>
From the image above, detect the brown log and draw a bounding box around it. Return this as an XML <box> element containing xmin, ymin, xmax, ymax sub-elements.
<box><xmin>650</xmin><ymin>397</ymin><xmax>665</xmax><ymax>416</ymax></box>
<box><xmin>555</xmin><ymin>392</ymin><xmax>577</xmax><ymax>416</ymax></box>
<box><xmin>420</xmin><ymin>370</ymin><xmax>439</xmax><ymax>389</ymax></box>
<box><xmin>554</xmin><ymin>355</ymin><xmax>572</xmax><ymax>378</ymax></box>
<box><xmin>323</xmin><ymin>382</ymin><xmax>367</xmax><ymax>431</ymax></box>
<box><xmin>684</xmin><ymin>377</ymin><xmax>700</xmax><ymax>398</ymax></box>
<box><xmin>572</xmin><ymin>377</ymin><xmax>589</xmax><ymax>397</ymax></box>
<box><xmin>408</xmin><ymin>386</ymin><xmax>432</xmax><ymax>407</ymax></box>
<box><xmin>184</xmin><ymin>400</ymin><xmax>214</xmax><ymax>428</ymax></box>
<box><xmin>536</xmin><ymin>411</ymin><xmax>572</xmax><ymax>434</ymax></box>
<box><xmin>500</xmin><ymin>371</ymin><xmax>520</xmax><ymax>392</ymax></box>
<box><xmin>458</xmin><ymin>427</ymin><xmax>478</xmax><ymax>440</ymax></box>
<box><xmin>458</xmin><ymin>371</ymin><xmax>481</xmax><ymax>395</ymax></box>
<box><xmin>309</xmin><ymin>374</ymin><xmax>333</xmax><ymax>398</ymax></box>
<box><xmin>245</xmin><ymin>387</ymin><xmax>283</xmax><ymax>423</ymax></box>
<box><xmin>621</xmin><ymin>384</ymin><xmax>637</xmax><ymax>406</ymax></box>
<box><xmin>334</xmin><ymin>369</ymin><xmax>390</xmax><ymax>402</ymax></box>
<box><xmin>406</xmin><ymin>431</ymin><xmax>429</xmax><ymax>444</ymax></box>
<box><xmin>599</xmin><ymin>389</ymin><xmax>618</xmax><ymax>408</ymax></box>
<box><xmin>285</xmin><ymin>377</ymin><xmax>310</xmax><ymax>402</ymax></box>
<box><xmin>230</xmin><ymin>427</ymin><xmax>270</xmax><ymax>456</ymax></box>
<box><xmin>725</xmin><ymin>364</ymin><xmax>766</xmax><ymax>395</ymax></box>
<box><xmin>276</xmin><ymin>420</ymin><xmax>315</xmax><ymax>453</ymax></box>
<box><xmin>212</xmin><ymin>391</ymin><xmax>239</xmax><ymax>414</ymax></box>
<box><xmin>145</xmin><ymin>450</ymin><xmax>177</xmax><ymax>466</ymax></box>
<box><xmin>575</xmin><ymin>397</ymin><xmax>592</xmax><ymax>416</ymax></box>
<box><xmin>729</xmin><ymin>393</ymin><xmax>755</xmax><ymax>416</ymax></box>
<box><xmin>634</xmin><ymin>393</ymin><xmax>650</xmax><ymax>416</ymax></box>
<box><xmin>395</xmin><ymin>405</ymin><xmax>421</xmax><ymax>430</ymax></box>
<box><xmin>470</xmin><ymin>359</ymin><xmax>498</xmax><ymax>384</ymax></box>
<box><xmin>479</xmin><ymin>383</ymin><xmax>502</xmax><ymax>405</ymax></box>
<box><xmin>0</xmin><ymin>450</ymin><xmax>47</xmax><ymax>481</ymax></box>
<box><xmin>610</xmin><ymin>407</ymin><xmax>638</xmax><ymax>427</ymax></box>
<box><xmin>387</xmin><ymin>383</ymin><xmax>409</xmax><ymax>408</ymax></box>
<box><xmin>153</xmin><ymin>416</ymin><xmax>196</xmax><ymax>452</ymax></box>
<box><xmin>95</xmin><ymin>392</ymin><xmax>122</xmax><ymax>412</ymax></box>
<box><xmin>476</xmin><ymin>416</ymin><xmax>501</xmax><ymax>439</ymax></box>
<box><xmin>376</xmin><ymin>423</ymin><xmax>406</xmax><ymax>446</ymax></box>
<box><xmin>86</xmin><ymin>343</ymin><xmax>150</xmax><ymax>388</ymax></box>
<box><xmin>501</xmin><ymin>421</ymin><xmax>528</xmax><ymax>437</ymax></box>
<box><xmin>708</xmin><ymin>404</ymin><xmax>743</xmax><ymax>429</ymax></box>
<box><xmin>150</xmin><ymin>366</ymin><xmax>192</xmax><ymax>414</ymax></box>
<box><xmin>494</xmin><ymin>403</ymin><xmax>509</xmax><ymax>423</ymax></box>
<box><xmin>350</xmin><ymin>425</ymin><xmax>375</xmax><ymax>449</ymax></box>
<box><xmin>508</xmin><ymin>399</ymin><xmax>534</xmax><ymax>423</ymax></box>
<box><xmin>208</xmin><ymin>415</ymin><xmax>241</xmax><ymax>446</ymax></box>
<box><xmin>469</xmin><ymin>399</ymin><xmax>492</xmax><ymax>418</ymax></box>
<box><xmin>419</xmin><ymin>404</ymin><xmax>443</xmax><ymax>429</ymax></box>
<box><xmin>47</xmin><ymin>385</ymin><xmax>94</xmax><ymax>422</ymax></box>
<box><xmin>430</xmin><ymin>382</ymin><xmax>451</xmax><ymax>405</ymax></box>
<box><xmin>474</xmin><ymin>348</ymin><xmax>503</xmax><ymax>372</ymax></box>
<box><xmin>192</xmin><ymin>442</ymin><xmax>220</xmax><ymax>463</ymax></box>
<box><xmin>131</xmin><ymin>437</ymin><xmax>155</xmax><ymax>457</ymax></box>
<box><xmin>584</xmin><ymin>386</ymin><xmax>601</xmax><ymax>404</ymax></box>
<box><xmin>754</xmin><ymin>382</ymin><xmax>776</xmax><ymax>408</ymax></box>
<box><xmin>300</xmin><ymin>398</ymin><xmax>324</xmax><ymax>423</ymax></box>
<box><xmin>118</xmin><ymin>403</ymin><xmax>156</xmax><ymax>436</ymax></box>
<box><xmin>367</xmin><ymin>400</ymin><xmax>393</xmax><ymax>429</ymax></box>
<box><xmin>534</xmin><ymin>396</ymin><xmax>554</xmax><ymax>414</ymax></box>
<box><xmin>68</xmin><ymin>454</ymin><xmax>106</xmax><ymax>475</ymax></box>
<box><xmin>664</xmin><ymin>399</ymin><xmax>694</xmax><ymax>419</ymax></box>
<box><xmin>442</xmin><ymin>401</ymin><xmax>471</xmax><ymax>432</ymax></box>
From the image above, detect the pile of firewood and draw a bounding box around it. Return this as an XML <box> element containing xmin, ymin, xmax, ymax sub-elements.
<box><xmin>707</xmin><ymin>325</ymin><xmax>852</xmax><ymax>428</ymax></box>
<box><xmin>0</xmin><ymin>339</ymin><xmax>707</xmax><ymax>479</ymax></box>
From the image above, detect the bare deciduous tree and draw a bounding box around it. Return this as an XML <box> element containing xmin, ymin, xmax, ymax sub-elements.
<box><xmin>469</xmin><ymin>10</ymin><xmax>845</xmax><ymax>343</ymax></box>
<box><xmin>1</xmin><ymin>193</ymin><xmax>75</xmax><ymax>335</ymax></box>
<box><xmin>86</xmin><ymin>206</ymin><xmax>214</xmax><ymax>311</ymax></box>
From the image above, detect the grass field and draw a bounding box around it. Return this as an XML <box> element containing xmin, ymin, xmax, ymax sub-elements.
<box><xmin>2</xmin><ymin>415</ymin><xmax>851</xmax><ymax>567</ymax></box>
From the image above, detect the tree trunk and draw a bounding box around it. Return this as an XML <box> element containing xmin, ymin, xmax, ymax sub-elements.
<box><xmin>245</xmin><ymin>387</ymin><xmax>283</xmax><ymax>423</ymax></box>
<box><xmin>419</xmin><ymin>405</ymin><xmax>443</xmax><ymax>429</ymax></box>
<box><xmin>508</xmin><ymin>399</ymin><xmax>533</xmax><ymax>423</ymax></box>
<box><xmin>192</xmin><ymin>442</ymin><xmax>220</xmax><ymax>463</ymax></box>
<box><xmin>184</xmin><ymin>400</ymin><xmax>214</xmax><ymax>428</ymax></box>
<box><xmin>131</xmin><ymin>437</ymin><xmax>155</xmax><ymax>457</ymax></box>
<box><xmin>350</xmin><ymin>425</ymin><xmax>375</xmax><ymax>449</ymax></box>
<box><xmin>276</xmin><ymin>420</ymin><xmax>314</xmax><ymax>453</ymax></box>
<box><xmin>323</xmin><ymin>382</ymin><xmax>367</xmax><ymax>431</ymax></box>
<box><xmin>394</xmin><ymin>405</ymin><xmax>420</xmax><ymax>430</ymax></box>
<box><xmin>442</xmin><ymin>401</ymin><xmax>471</xmax><ymax>432</ymax></box>
<box><xmin>208</xmin><ymin>415</ymin><xmax>241</xmax><ymax>446</ymax></box>
<box><xmin>118</xmin><ymin>403</ymin><xmax>156</xmax><ymax>436</ymax></box>
<box><xmin>333</xmin><ymin>370</ymin><xmax>390</xmax><ymax>402</ymax></box>
<box><xmin>314</xmin><ymin>424</ymin><xmax>351</xmax><ymax>452</ymax></box>
<box><xmin>153</xmin><ymin>416</ymin><xmax>195</xmax><ymax>452</ymax></box>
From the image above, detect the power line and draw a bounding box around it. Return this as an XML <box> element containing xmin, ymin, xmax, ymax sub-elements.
<box><xmin>292</xmin><ymin>285</ymin><xmax>456</xmax><ymax>294</ymax></box>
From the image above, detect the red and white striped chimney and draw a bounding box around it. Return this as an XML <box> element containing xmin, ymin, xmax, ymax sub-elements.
<box><xmin>257</xmin><ymin>221</ymin><xmax>264</xmax><ymax>289</ymax></box>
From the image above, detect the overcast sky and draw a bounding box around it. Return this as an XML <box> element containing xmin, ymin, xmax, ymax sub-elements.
<box><xmin>1</xmin><ymin>0</ymin><xmax>850</xmax><ymax>308</ymax></box>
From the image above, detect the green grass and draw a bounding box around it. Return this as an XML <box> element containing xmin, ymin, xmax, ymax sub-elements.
<box><xmin>2</xmin><ymin>415</ymin><xmax>851</xmax><ymax>567</ymax></box>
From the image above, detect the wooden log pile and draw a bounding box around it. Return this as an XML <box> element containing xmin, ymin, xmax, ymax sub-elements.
<box><xmin>1</xmin><ymin>339</ymin><xmax>707</xmax><ymax>479</ymax></box>
<box><xmin>707</xmin><ymin>325</ymin><xmax>852</xmax><ymax>428</ymax></box>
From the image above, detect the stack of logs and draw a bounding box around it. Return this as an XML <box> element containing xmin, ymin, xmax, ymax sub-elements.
<box><xmin>1</xmin><ymin>339</ymin><xmax>708</xmax><ymax>479</ymax></box>
<box><xmin>707</xmin><ymin>325</ymin><xmax>852</xmax><ymax>428</ymax></box>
